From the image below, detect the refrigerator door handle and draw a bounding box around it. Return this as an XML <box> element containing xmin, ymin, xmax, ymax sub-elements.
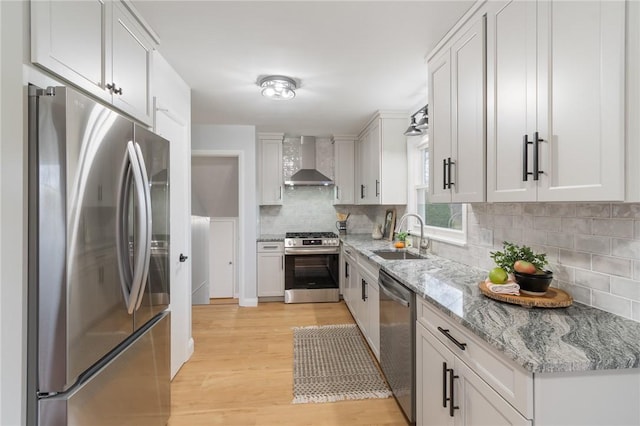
<box><xmin>132</xmin><ymin>142</ymin><xmax>152</xmax><ymax>311</ymax></box>
<box><xmin>116</xmin><ymin>141</ymin><xmax>148</xmax><ymax>314</ymax></box>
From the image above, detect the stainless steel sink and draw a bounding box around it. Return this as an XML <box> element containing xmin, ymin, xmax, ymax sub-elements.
<box><xmin>373</xmin><ymin>250</ymin><xmax>425</xmax><ymax>260</ymax></box>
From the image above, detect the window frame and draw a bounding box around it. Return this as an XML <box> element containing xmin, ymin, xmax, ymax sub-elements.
<box><xmin>406</xmin><ymin>134</ymin><xmax>467</xmax><ymax>246</ymax></box>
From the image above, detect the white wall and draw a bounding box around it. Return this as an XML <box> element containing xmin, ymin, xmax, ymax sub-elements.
<box><xmin>192</xmin><ymin>125</ymin><xmax>257</xmax><ymax>305</ymax></box>
<box><xmin>1</xmin><ymin>1</ymin><xmax>26</xmax><ymax>424</ymax></box>
<box><xmin>191</xmin><ymin>156</ymin><xmax>239</xmax><ymax>217</ymax></box>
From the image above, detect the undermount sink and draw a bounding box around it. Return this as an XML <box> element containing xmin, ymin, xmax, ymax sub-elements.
<box><xmin>373</xmin><ymin>250</ymin><xmax>425</xmax><ymax>260</ymax></box>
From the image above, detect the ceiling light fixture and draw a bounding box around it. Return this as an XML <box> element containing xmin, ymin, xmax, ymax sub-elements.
<box><xmin>404</xmin><ymin>105</ymin><xmax>428</xmax><ymax>136</ymax></box>
<box><xmin>258</xmin><ymin>75</ymin><xmax>297</xmax><ymax>100</ymax></box>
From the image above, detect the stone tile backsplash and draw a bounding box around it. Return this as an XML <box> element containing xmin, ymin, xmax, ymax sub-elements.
<box><xmin>259</xmin><ymin>185</ymin><xmax>405</xmax><ymax>235</ymax></box>
<box><xmin>430</xmin><ymin>202</ymin><xmax>640</xmax><ymax>321</ymax></box>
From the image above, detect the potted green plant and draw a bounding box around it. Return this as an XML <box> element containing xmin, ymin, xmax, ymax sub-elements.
<box><xmin>394</xmin><ymin>231</ymin><xmax>408</xmax><ymax>248</ymax></box>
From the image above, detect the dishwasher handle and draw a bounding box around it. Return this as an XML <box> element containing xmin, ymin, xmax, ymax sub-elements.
<box><xmin>379</xmin><ymin>275</ymin><xmax>410</xmax><ymax>307</ymax></box>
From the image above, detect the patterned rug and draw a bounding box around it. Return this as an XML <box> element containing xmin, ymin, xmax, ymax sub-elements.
<box><xmin>292</xmin><ymin>324</ymin><xmax>392</xmax><ymax>404</ymax></box>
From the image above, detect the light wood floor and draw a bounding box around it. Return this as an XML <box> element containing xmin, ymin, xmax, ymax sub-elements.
<box><xmin>168</xmin><ymin>301</ymin><xmax>407</xmax><ymax>426</ymax></box>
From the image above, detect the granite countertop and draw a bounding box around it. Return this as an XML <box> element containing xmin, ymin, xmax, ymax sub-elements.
<box><xmin>257</xmin><ymin>234</ymin><xmax>285</xmax><ymax>242</ymax></box>
<box><xmin>341</xmin><ymin>234</ymin><xmax>640</xmax><ymax>374</ymax></box>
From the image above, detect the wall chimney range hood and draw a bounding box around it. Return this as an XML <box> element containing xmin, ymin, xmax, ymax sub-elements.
<box><xmin>284</xmin><ymin>136</ymin><xmax>334</xmax><ymax>186</ymax></box>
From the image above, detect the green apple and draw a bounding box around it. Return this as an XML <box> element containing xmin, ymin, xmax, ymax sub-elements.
<box><xmin>488</xmin><ymin>267</ymin><xmax>508</xmax><ymax>284</ymax></box>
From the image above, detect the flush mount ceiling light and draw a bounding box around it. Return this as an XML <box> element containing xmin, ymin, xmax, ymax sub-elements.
<box><xmin>258</xmin><ymin>75</ymin><xmax>297</xmax><ymax>100</ymax></box>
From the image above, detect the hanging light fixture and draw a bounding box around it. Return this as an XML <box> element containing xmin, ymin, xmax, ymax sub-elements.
<box><xmin>404</xmin><ymin>116</ymin><xmax>423</xmax><ymax>136</ymax></box>
<box><xmin>258</xmin><ymin>75</ymin><xmax>297</xmax><ymax>100</ymax></box>
<box><xmin>404</xmin><ymin>104</ymin><xmax>428</xmax><ymax>136</ymax></box>
<box><xmin>415</xmin><ymin>105</ymin><xmax>428</xmax><ymax>130</ymax></box>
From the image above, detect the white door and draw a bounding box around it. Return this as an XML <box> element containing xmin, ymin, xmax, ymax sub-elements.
<box><xmin>210</xmin><ymin>219</ymin><xmax>236</xmax><ymax>298</ymax></box>
<box><xmin>451</xmin><ymin>16</ymin><xmax>485</xmax><ymax>203</ymax></box>
<box><xmin>155</xmin><ymin>103</ymin><xmax>191</xmax><ymax>379</ymax></box>
<box><xmin>416</xmin><ymin>323</ymin><xmax>455</xmax><ymax>426</ymax></box>
<box><xmin>486</xmin><ymin>0</ymin><xmax>537</xmax><ymax>202</ymax></box>
<box><xmin>536</xmin><ymin>0</ymin><xmax>625</xmax><ymax>201</ymax></box>
<box><xmin>428</xmin><ymin>48</ymin><xmax>453</xmax><ymax>204</ymax></box>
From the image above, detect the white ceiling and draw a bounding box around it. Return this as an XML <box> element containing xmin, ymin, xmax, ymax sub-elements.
<box><xmin>132</xmin><ymin>1</ymin><xmax>474</xmax><ymax>137</ymax></box>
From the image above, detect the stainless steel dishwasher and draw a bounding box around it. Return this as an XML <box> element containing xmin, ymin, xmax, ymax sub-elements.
<box><xmin>379</xmin><ymin>270</ymin><xmax>416</xmax><ymax>425</ymax></box>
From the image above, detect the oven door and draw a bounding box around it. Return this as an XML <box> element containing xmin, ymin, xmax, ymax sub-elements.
<box><xmin>285</xmin><ymin>252</ymin><xmax>339</xmax><ymax>290</ymax></box>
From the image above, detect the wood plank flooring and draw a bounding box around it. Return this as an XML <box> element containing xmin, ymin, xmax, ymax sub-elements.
<box><xmin>168</xmin><ymin>301</ymin><xmax>407</xmax><ymax>426</ymax></box>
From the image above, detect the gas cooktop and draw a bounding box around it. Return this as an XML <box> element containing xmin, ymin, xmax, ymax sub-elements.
<box><xmin>285</xmin><ymin>232</ymin><xmax>339</xmax><ymax>239</ymax></box>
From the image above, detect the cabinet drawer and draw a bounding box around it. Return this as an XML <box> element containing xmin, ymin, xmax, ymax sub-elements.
<box><xmin>418</xmin><ymin>299</ymin><xmax>533</xmax><ymax>418</ymax></box>
<box><xmin>257</xmin><ymin>242</ymin><xmax>284</xmax><ymax>253</ymax></box>
<box><xmin>342</xmin><ymin>244</ymin><xmax>357</xmax><ymax>263</ymax></box>
<box><xmin>357</xmin><ymin>254</ymin><xmax>379</xmax><ymax>285</ymax></box>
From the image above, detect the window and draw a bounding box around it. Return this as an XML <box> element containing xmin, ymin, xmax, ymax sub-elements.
<box><xmin>407</xmin><ymin>135</ymin><xmax>467</xmax><ymax>245</ymax></box>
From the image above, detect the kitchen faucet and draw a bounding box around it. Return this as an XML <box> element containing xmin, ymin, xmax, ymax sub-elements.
<box><xmin>395</xmin><ymin>213</ymin><xmax>431</xmax><ymax>254</ymax></box>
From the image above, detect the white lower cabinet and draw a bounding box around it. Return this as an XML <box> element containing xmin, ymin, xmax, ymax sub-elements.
<box><xmin>257</xmin><ymin>242</ymin><xmax>284</xmax><ymax>297</ymax></box>
<box><xmin>417</xmin><ymin>298</ymin><xmax>640</xmax><ymax>426</ymax></box>
<box><xmin>341</xmin><ymin>245</ymin><xmax>380</xmax><ymax>360</ymax></box>
<box><xmin>417</xmin><ymin>322</ymin><xmax>529</xmax><ymax>426</ymax></box>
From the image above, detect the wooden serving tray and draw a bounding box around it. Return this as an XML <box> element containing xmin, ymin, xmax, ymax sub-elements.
<box><xmin>479</xmin><ymin>280</ymin><xmax>573</xmax><ymax>308</ymax></box>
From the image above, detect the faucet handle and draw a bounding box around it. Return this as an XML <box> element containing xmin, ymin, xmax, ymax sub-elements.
<box><xmin>420</xmin><ymin>237</ymin><xmax>431</xmax><ymax>251</ymax></box>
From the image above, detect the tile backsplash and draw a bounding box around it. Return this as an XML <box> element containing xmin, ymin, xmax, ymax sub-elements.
<box><xmin>430</xmin><ymin>202</ymin><xmax>640</xmax><ymax>321</ymax></box>
<box><xmin>259</xmin><ymin>185</ymin><xmax>405</xmax><ymax>235</ymax></box>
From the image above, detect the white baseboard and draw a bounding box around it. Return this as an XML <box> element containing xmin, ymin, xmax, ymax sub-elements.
<box><xmin>239</xmin><ymin>297</ymin><xmax>258</xmax><ymax>307</ymax></box>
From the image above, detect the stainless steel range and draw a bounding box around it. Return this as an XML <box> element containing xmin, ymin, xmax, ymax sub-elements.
<box><xmin>284</xmin><ymin>232</ymin><xmax>340</xmax><ymax>303</ymax></box>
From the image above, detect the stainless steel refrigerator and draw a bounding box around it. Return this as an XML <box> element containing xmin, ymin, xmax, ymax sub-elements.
<box><xmin>27</xmin><ymin>85</ymin><xmax>171</xmax><ymax>426</ymax></box>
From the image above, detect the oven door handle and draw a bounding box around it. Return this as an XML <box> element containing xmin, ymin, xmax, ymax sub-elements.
<box><xmin>285</xmin><ymin>247</ymin><xmax>340</xmax><ymax>255</ymax></box>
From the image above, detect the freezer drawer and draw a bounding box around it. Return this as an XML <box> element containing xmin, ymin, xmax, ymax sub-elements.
<box><xmin>39</xmin><ymin>313</ymin><xmax>170</xmax><ymax>426</ymax></box>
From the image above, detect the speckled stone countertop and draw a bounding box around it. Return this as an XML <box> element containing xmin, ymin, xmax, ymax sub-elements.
<box><xmin>341</xmin><ymin>234</ymin><xmax>640</xmax><ymax>374</ymax></box>
<box><xmin>257</xmin><ymin>234</ymin><xmax>285</xmax><ymax>242</ymax></box>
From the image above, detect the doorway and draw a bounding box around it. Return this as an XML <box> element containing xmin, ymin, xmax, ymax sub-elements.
<box><xmin>191</xmin><ymin>154</ymin><xmax>240</xmax><ymax>304</ymax></box>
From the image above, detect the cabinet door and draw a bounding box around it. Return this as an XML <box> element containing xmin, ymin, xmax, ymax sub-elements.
<box><xmin>416</xmin><ymin>323</ymin><xmax>455</xmax><ymax>426</ymax></box>
<box><xmin>454</xmin><ymin>358</ymin><xmax>530</xmax><ymax>426</ymax></box>
<box><xmin>367</xmin><ymin>282</ymin><xmax>380</xmax><ymax>361</ymax></box>
<box><xmin>451</xmin><ymin>16</ymin><xmax>485</xmax><ymax>203</ymax></box>
<box><xmin>257</xmin><ymin>252</ymin><xmax>284</xmax><ymax>297</ymax></box>
<box><xmin>486</xmin><ymin>0</ymin><xmax>537</xmax><ymax>202</ymax></box>
<box><xmin>110</xmin><ymin>2</ymin><xmax>154</xmax><ymax>124</ymax></box>
<box><xmin>356</xmin><ymin>131</ymin><xmax>370</xmax><ymax>204</ymax></box>
<box><xmin>333</xmin><ymin>139</ymin><xmax>356</xmax><ymax>205</ymax></box>
<box><xmin>260</xmin><ymin>140</ymin><xmax>283</xmax><ymax>205</ymax></box>
<box><xmin>31</xmin><ymin>0</ymin><xmax>108</xmax><ymax>101</ymax></box>
<box><xmin>536</xmin><ymin>0</ymin><xmax>625</xmax><ymax>201</ymax></box>
<box><xmin>428</xmin><ymin>49</ymin><xmax>453</xmax><ymax>203</ymax></box>
<box><xmin>367</xmin><ymin>121</ymin><xmax>382</xmax><ymax>204</ymax></box>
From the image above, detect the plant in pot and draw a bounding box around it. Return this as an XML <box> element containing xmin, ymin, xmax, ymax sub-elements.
<box><xmin>394</xmin><ymin>231</ymin><xmax>408</xmax><ymax>249</ymax></box>
<box><xmin>490</xmin><ymin>242</ymin><xmax>553</xmax><ymax>295</ymax></box>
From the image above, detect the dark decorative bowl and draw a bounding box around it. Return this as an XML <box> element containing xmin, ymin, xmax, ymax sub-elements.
<box><xmin>514</xmin><ymin>271</ymin><xmax>554</xmax><ymax>296</ymax></box>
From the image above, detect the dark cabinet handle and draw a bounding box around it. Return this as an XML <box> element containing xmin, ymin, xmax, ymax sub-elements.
<box><xmin>443</xmin><ymin>158</ymin><xmax>447</xmax><ymax>190</ymax></box>
<box><xmin>361</xmin><ymin>279</ymin><xmax>368</xmax><ymax>301</ymax></box>
<box><xmin>442</xmin><ymin>362</ymin><xmax>448</xmax><ymax>408</ymax></box>
<box><xmin>448</xmin><ymin>368</ymin><xmax>459</xmax><ymax>417</ymax></box>
<box><xmin>375</xmin><ymin>180</ymin><xmax>380</xmax><ymax>197</ymax></box>
<box><xmin>106</xmin><ymin>83</ymin><xmax>123</xmax><ymax>95</ymax></box>
<box><xmin>335</xmin><ymin>185</ymin><xmax>340</xmax><ymax>200</ymax></box>
<box><xmin>345</xmin><ymin>261</ymin><xmax>349</xmax><ymax>278</ymax></box>
<box><xmin>179</xmin><ymin>253</ymin><xmax>188</xmax><ymax>262</ymax></box>
<box><xmin>522</xmin><ymin>134</ymin><xmax>532</xmax><ymax>181</ymax></box>
<box><xmin>360</xmin><ymin>184</ymin><xmax>365</xmax><ymax>199</ymax></box>
<box><xmin>533</xmin><ymin>131</ymin><xmax>543</xmax><ymax>181</ymax></box>
<box><xmin>437</xmin><ymin>326</ymin><xmax>467</xmax><ymax>350</ymax></box>
<box><xmin>114</xmin><ymin>86</ymin><xmax>123</xmax><ymax>95</ymax></box>
<box><xmin>447</xmin><ymin>157</ymin><xmax>454</xmax><ymax>188</ymax></box>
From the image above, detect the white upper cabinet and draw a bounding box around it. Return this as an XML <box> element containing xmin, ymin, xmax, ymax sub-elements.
<box><xmin>429</xmin><ymin>11</ymin><xmax>486</xmax><ymax>204</ymax></box>
<box><xmin>259</xmin><ymin>133</ymin><xmax>284</xmax><ymax>205</ymax></box>
<box><xmin>109</xmin><ymin>1</ymin><xmax>154</xmax><ymax>124</ymax></box>
<box><xmin>332</xmin><ymin>136</ymin><xmax>356</xmax><ymax>205</ymax></box>
<box><xmin>356</xmin><ymin>112</ymin><xmax>408</xmax><ymax>205</ymax></box>
<box><xmin>31</xmin><ymin>0</ymin><xmax>157</xmax><ymax>125</ymax></box>
<box><xmin>31</xmin><ymin>0</ymin><xmax>107</xmax><ymax>98</ymax></box>
<box><xmin>486</xmin><ymin>0</ymin><xmax>625</xmax><ymax>202</ymax></box>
